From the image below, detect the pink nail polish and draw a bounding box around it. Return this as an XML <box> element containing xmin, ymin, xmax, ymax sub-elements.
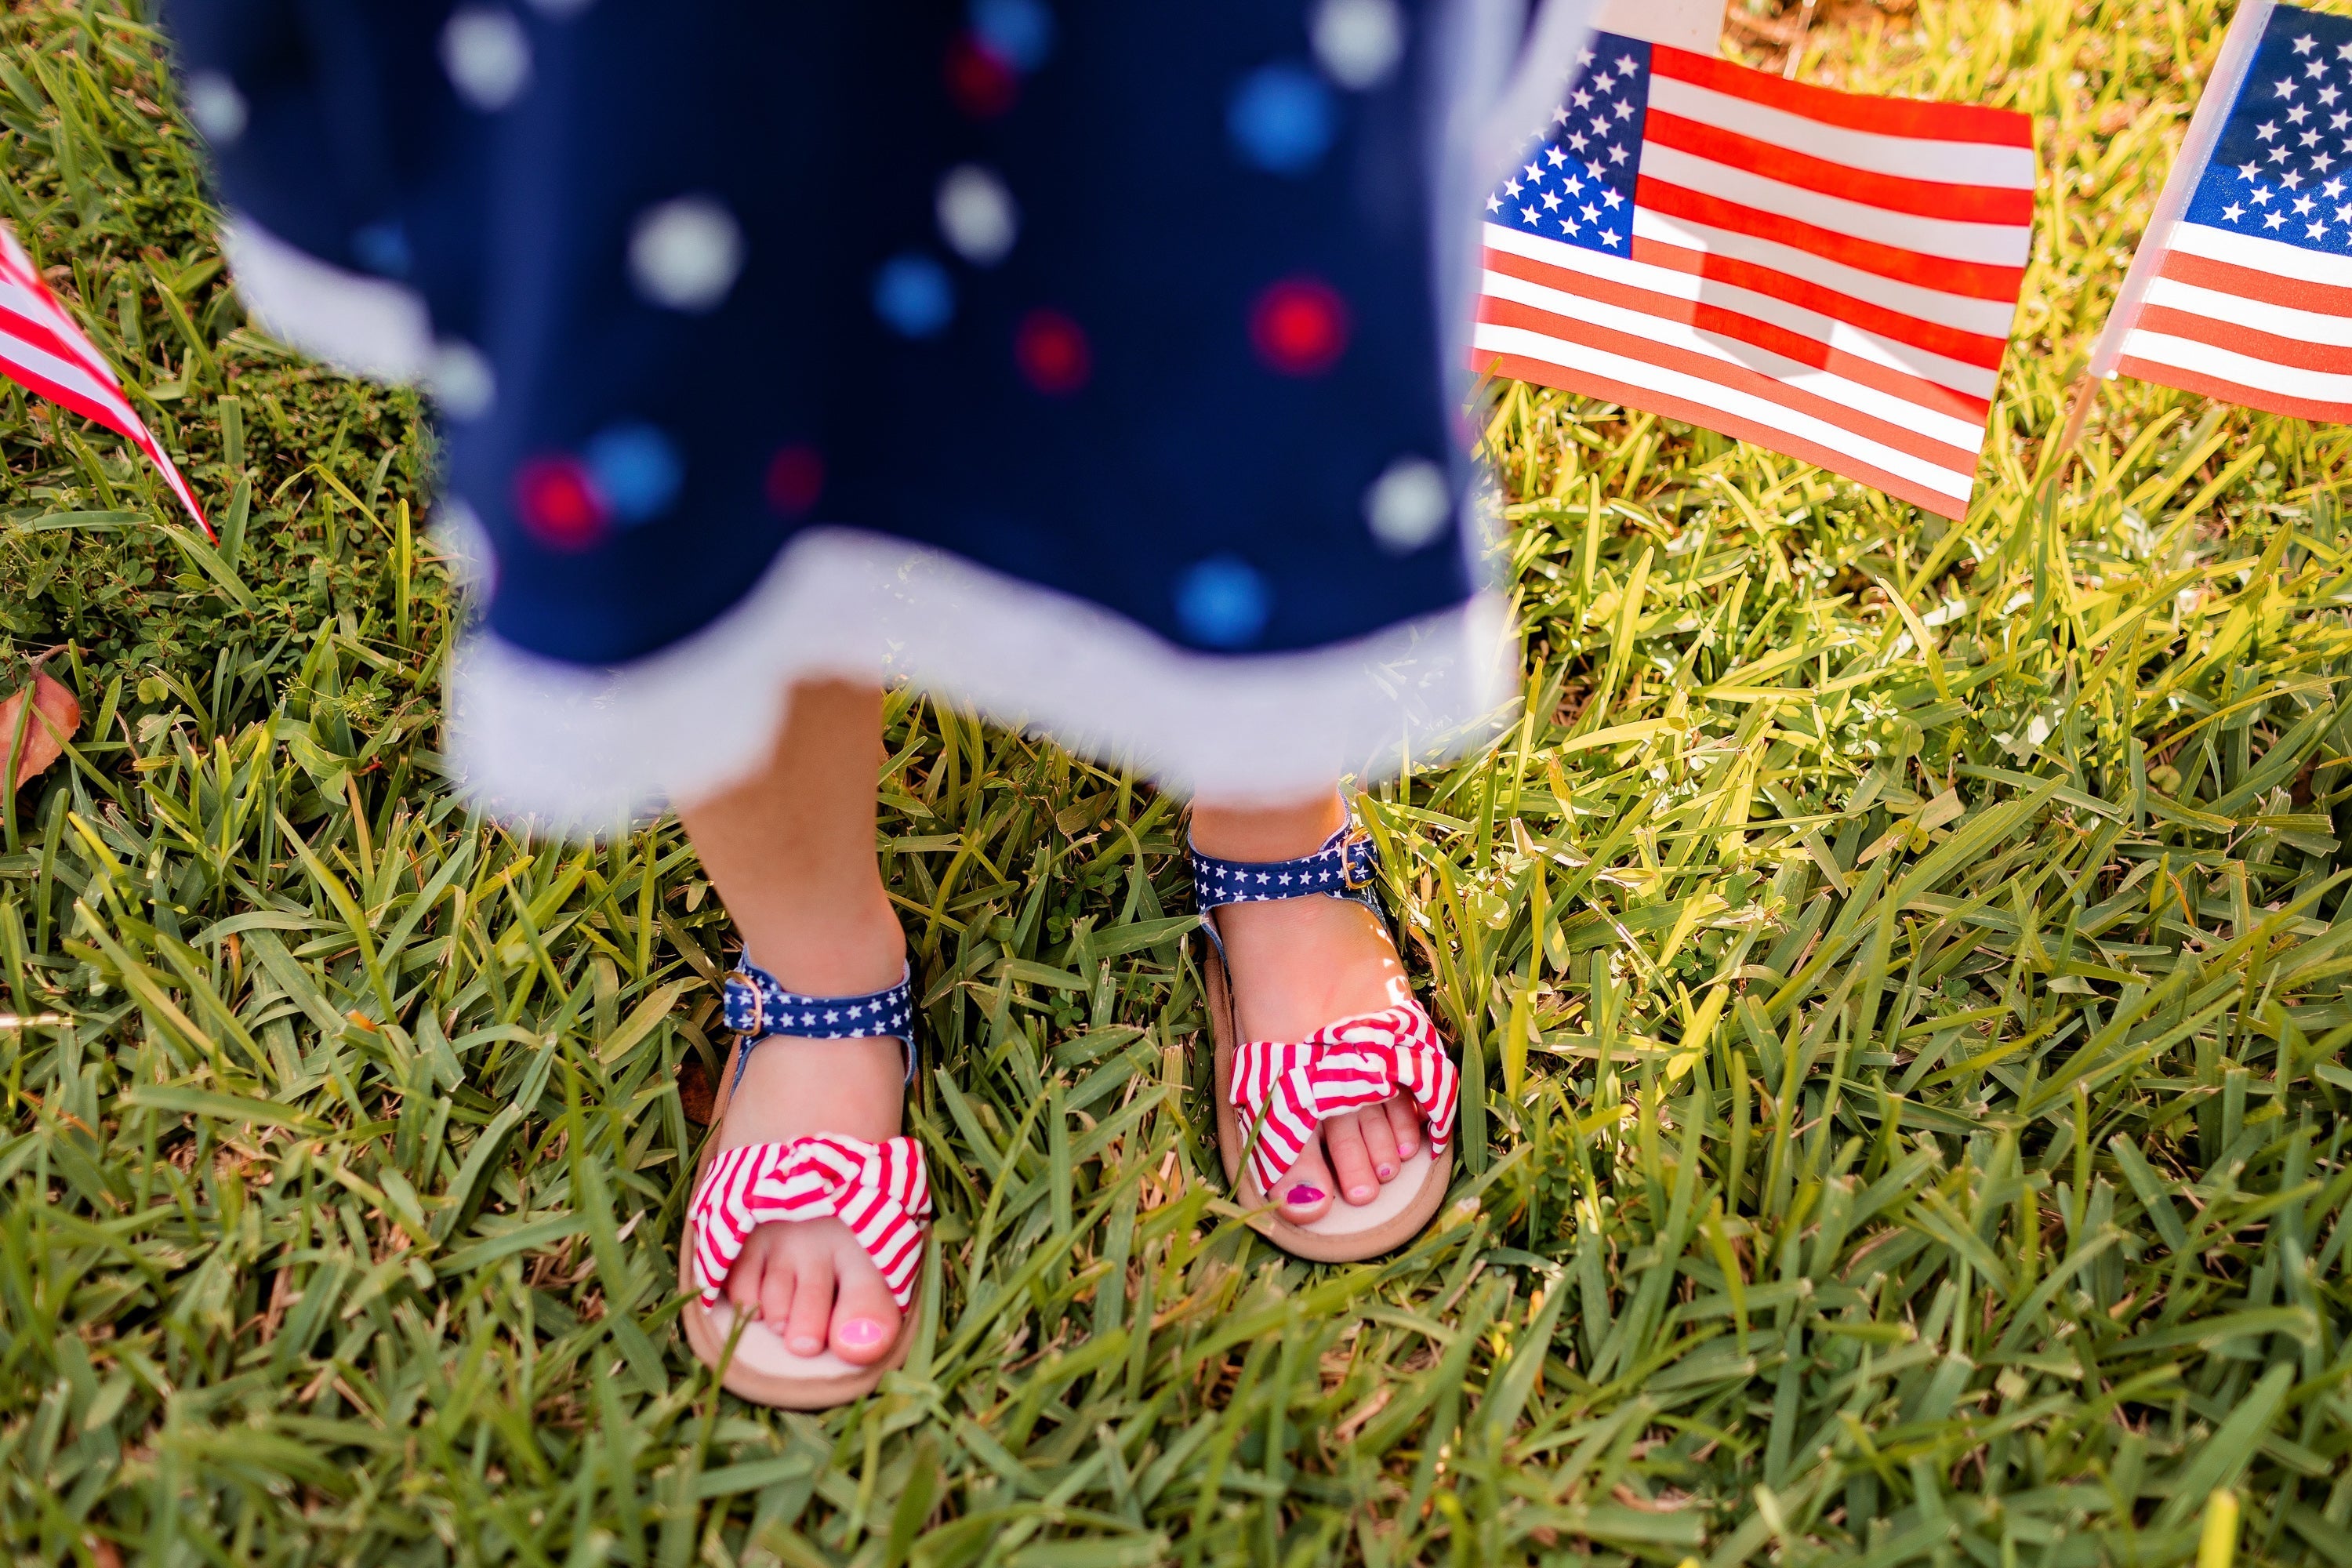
<box><xmin>1287</xmin><ymin>1184</ymin><xmax>1325</xmax><ymax>1204</ymax></box>
<box><xmin>1377</xmin><ymin>1164</ymin><xmax>1395</xmax><ymax>1180</ymax></box>
<box><xmin>837</xmin><ymin>1317</ymin><xmax>887</xmax><ymax>1349</ymax></box>
<box><xmin>1351</xmin><ymin>1186</ymin><xmax>1375</xmax><ymax>1202</ymax></box>
<box><xmin>788</xmin><ymin>1335</ymin><xmax>823</xmax><ymax>1356</ymax></box>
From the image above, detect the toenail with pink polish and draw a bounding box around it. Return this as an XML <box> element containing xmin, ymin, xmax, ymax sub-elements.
<box><xmin>1287</xmin><ymin>1184</ymin><xmax>1325</xmax><ymax>1204</ymax></box>
<box><xmin>788</xmin><ymin>1335</ymin><xmax>823</xmax><ymax>1356</ymax></box>
<box><xmin>837</xmin><ymin>1317</ymin><xmax>887</xmax><ymax>1348</ymax></box>
<box><xmin>1377</xmin><ymin>1164</ymin><xmax>1395</xmax><ymax>1179</ymax></box>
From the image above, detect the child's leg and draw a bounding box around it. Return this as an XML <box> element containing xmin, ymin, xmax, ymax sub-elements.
<box><xmin>1189</xmin><ymin>794</ymin><xmax>1426</xmax><ymax>1225</ymax></box>
<box><xmin>677</xmin><ymin>679</ymin><xmax>909</xmax><ymax>1363</ymax></box>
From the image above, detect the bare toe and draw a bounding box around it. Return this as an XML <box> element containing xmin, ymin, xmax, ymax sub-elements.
<box><xmin>1270</xmin><ymin>1142</ymin><xmax>1338</xmax><ymax>1225</ymax></box>
<box><xmin>757</xmin><ymin>1229</ymin><xmax>798</xmax><ymax>1328</ymax></box>
<box><xmin>829</xmin><ymin>1237</ymin><xmax>904</xmax><ymax>1366</ymax></box>
<box><xmin>1359</xmin><ymin>1100</ymin><xmax>1401</xmax><ymax>1183</ymax></box>
<box><xmin>783</xmin><ymin>1243</ymin><xmax>834</xmax><ymax>1358</ymax></box>
<box><xmin>1323</xmin><ymin>1112</ymin><xmax>1380</xmax><ymax>1206</ymax></box>
<box><xmin>728</xmin><ymin>1226</ymin><xmax>778</xmax><ymax>1312</ymax></box>
<box><xmin>1384</xmin><ymin>1092</ymin><xmax>1421</xmax><ymax>1160</ymax></box>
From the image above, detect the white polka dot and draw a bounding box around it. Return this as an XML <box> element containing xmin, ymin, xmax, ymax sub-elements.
<box><xmin>429</xmin><ymin>339</ymin><xmax>496</xmax><ymax>420</ymax></box>
<box><xmin>440</xmin><ymin>8</ymin><xmax>532</xmax><ymax>112</ymax></box>
<box><xmin>1365</xmin><ymin>457</ymin><xmax>1451</xmax><ymax>553</ymax></box>
<box><xmin>628</xmin><ymin>196</ymin><xmax>744</xmax><ymax>313</ymax></box>
<box><xmin>935</xmin><ymin>165</ymin><xmax>1019</xmax><ymax>267</ymax></box>
<box><xmin>185</xmin><ymin>71</ymin><xmax>247</xmax><ymax>143</ymax></box>
<box><xmin>1312</xmin><ymin>0</ymin><xmax>1406</xmax><ymax>90</ymax></box>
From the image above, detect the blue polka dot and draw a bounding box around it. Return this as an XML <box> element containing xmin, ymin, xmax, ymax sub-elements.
<box><xmin>971</xmin><ymin>0</ymin><xmax>1054</xmax><ymax>71</ymax></box>
<box><xmin>874</xmin><ymin>254</ymin><xmax>955</xmax><ymax>339</ymax></box>
<box><xmin>1229</xmin><ymin>64</ymin><xmax>1337</xmax><ymax>176</ymax></box>
<box><xmin>351</xmin><ymin>220</ymin><xmax>412</xmax><ymax>277</ymax></box>
<box><xmin>1176</xmin><ymin>555</ymin><xmax>1272</xmax><ymax>648</ymax></box>
<box><xmin>584</xmin><ymin>422</ymin><xmax>683</xmax><ymax>524</ymax></box>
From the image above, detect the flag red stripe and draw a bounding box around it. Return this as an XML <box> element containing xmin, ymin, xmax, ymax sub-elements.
<box><xmin>1</xmin><ymin>357</ymin><xmax>145</xmax><ymax>444</ymax></box>
<box><xmin>1483</xmin><ymin>244</ymin><xmax>1993</xmax><ymax>422</ymax></box>
<box><xmin>2132</xmin><ymin>303</ymin><xmax>2352</xmax><ymax>376</ymax></box>
<box><xmin>1475</xmin><ymin>294</ymin><xmax>1983</xmax><ymax>474</ymax></box>
<box><xmin>2115</xmin><ymin>353</ymin><xmax>2352</xmax><ymax>424</ymax></box>
<box><xmin>1650</xmin><ymin>45</ymin><xmax>2038</xmax><ymax>147</ymax></box>
<box><xmin>1627</xmin><ymin>234</ymin><xmax>2009</xmax><ymax>371</ymax></box>
<box><xmin>2157</xmin><ymin>246</ymin><xmax>2352</xmax><ymax>318</ymax></box>
<box><xmin>1639</xmin><ymin>176</ymin><xmax>2028</xmax><ymax>302</ymax></box>
<box><xmin>1643</xmin><ymin>109</ymin><xmax>2036</xmax><ymax>226</ymax></box>
<box><xmin>1471</xmin><ymin>345</ymin><xmax>1968</xmax><ymax>518</ymax></box>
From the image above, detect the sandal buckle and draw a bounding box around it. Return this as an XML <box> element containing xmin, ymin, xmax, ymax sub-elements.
<box><xmin>1338</xmin><ymin>829</ymin><xmax>1378</xmax><ymax>890</ymax></box>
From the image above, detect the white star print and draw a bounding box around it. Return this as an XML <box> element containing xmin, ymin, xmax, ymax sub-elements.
<box><xmin>1614</xmin><ymin>98</ymin><xmax>1637</xmax><ymax>121</ymax></box>
<box><xmin>1523</xmin><ymin>161</ymin><xmax>1543</xmax><ymax>182</ymax></box>
<box><xmin>1602</xmin><ymin>187</ymin><xmax>1624</xmax><ymax>209</ymax></box>
<box><xmin>1542</xmin><ymin>190</ymin><xmax>1563</xmax><ymax>210</ymax></box>
<box><xmin>1278</xmin><ymin>872</ymin><xmax>1294</xmax><ymax>884</ymax></box>
<box><xmin>1546</xmin><ymin>146</ymin><xmax>1568</xmax><ymax>167</ymax></box>
<box><xmin>2259</xmin><ymin>121</ymin><xmax>2281</xmax><ymax>141</ymax></box>
<box><xmin>2325</xmin><ymin>86</ymin><xmax>2342</xmax><ymax>107</ymax></box>
<box><xmin>1581</xmin><ymin>201</ymin><xmax>1602</xmax><ymax>222</ymax></box>
<box><xmin>2241</xmin><ymin>161</ymin><xmax>2262</xmax><ymax>180</ymax></box>
<box><xmin>2332</xmin><ymin>179</ymin><xmax>2349</xmax><ymax>198</ymax></box>
<box><xmin>1608</xmin><ymin>143</ymin><xmax>1629</xmax><ymax>165</ymax></box>
<box><xmin>2319</xmin><ymin>153</ymin><xmax>2338</xmax><ymax>174</ymax></box>
<box><xmin>1486</xmin><ymin>194</ymin><xmax>1501</xmax><ymax>213</ymax></box>
<box><xmin>2223</xmin><ymin>202</ymin><xmax>2245</xmax><ymax>222</ymax></box>
<box><xmin>2339</xmin><ymin>41</ymin><xmax>2352</xmax><ymax>61</ymax></box>
<box><xmin>2303</xmin><ymin>130</ymin><xmax>2322</xmax><ymax>148</ymax></box>
<box><xmin>1559</xmin><ymin>216</ymin><xmax>1580</xmax><ymax>235</ymax></box>
<box><xmin>2286</xmin><ymin>171</ymin><xmax>2307</xmax><ymax>191</ymax></box>
<box><xmin>2337</xmin><ymin>203</ymin><xmax>2352</xmax><ymax>223</ymax></box>
<box><xmin>1550</xmin><ymin>105</ymin><xmax>1570</xmax><ymax>125</ymax></box>
<box><xmin>2310</xmin><ymin>221</ymin><xmax>2330</xmax><ymax>241</ymax></box>
<box><xmin>1564</xmin><ymin>172</ymin><xmax>1585</xmax><ymax>195</ymax></box>
<box><xmin>2291</xmin><ymin>103</ymin><xmax>2313</xmax><ymax>125</ymax></box>
<box><xmin>1577</xmin><ymin>46</ymin><xmax>1594</xmax><ymax>65</ymax></box>
<box><xmin>801</xmin><ymin>1011</ymin><xmax>817</xmax><ymax>1025</ymax></box>
<box><xmin>2309</xmin><ymin>60</ymin><xmax>2328</xmax><ymax>80</ymax></box>
<box><xmin>2252</xmin><ymin>185</ymin><xmax>2274</xmax><ymax>204</ymax></box>
<box><xmin>1573</xmin><ymin>88</ymin><xmax>1592</xmax><ymax>109</ymax></box>
<box><xmin>825</xmin><ymin>1009</ymin><xmax>840</xmax><ymax>1022</ymax></box>
<box><xmin>1617</xmin><ymin>56</ymin><xmax>1640</xmax><ymax>79</ymax></box>
<box><xmin>2297</xmin><ymin>194</ymin><xmax>2318</xmax><ymax>215</ymax></box>
<box><xmin>2278</xmin><ymin>78</ymin><xmax>2299</xmax><ymax>99</ymax></box>
<box><xmin>1602</xmin><ymin>230</ymin><xmax>1623</xmax><ymax>248</ymax></box>
<box><xmin>1255</xmin><ymin>873</ymin><xmax>1270</xmax><ymax>884</ymax></box>
<box><xmin>2266</xmin><ymin>209</ymin><xmax>2288</xmax><ymax>230</ymax></box>
<box><xmin>1504</xmin><ymin>177</ymin><xmax>1522</xmax><ymax>198</ymax></box>
<box><xmin>2271</xmin><ymin>145</ymin><xmax>2292</xmax><ymax>165</ymax></box>
<box><xmin>1588</xmin><ymin>112</ymin><xmax>1611</xmax><ymax>137</ymax></box>
<box><xmin>2296</xmin><ymin>34</ymin><xmax>2318</xmax><ymax>55</ymax></box>
<box><xmin>1519</xmin><ymin>205</ymin><xmax>1539</xmax><ymax>224</ymax></box>
<box><xmin>1567</xmin><ymin>131</ymin><xmax>1590</xmax><ymax>154</ymax></box>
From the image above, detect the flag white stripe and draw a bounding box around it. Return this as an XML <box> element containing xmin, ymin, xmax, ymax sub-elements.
<box><xmin>0</xmin><ymin>330</ymin><xmax>143</xmax><ymax>426</ymax></box>
<box><xmin>2166</xmin><ymin>217</ymin><xmax>2352</xmax><ymax>289</ymax></box>
<box><xmin>2141</xmin><ymin>274</ymin><xmax>2352</xmax><ymax>348</ymax></box>
<box><xmin>1479</xmin><ymin>266</ymin><xmax>1990</xmax><ymax>454</ymax></box>
<box><xmin>2116</xmin><ymin>326</ymin><xmax>2352</xmax><ymax>403</ymax></box>
<box><xmin>1629</xmin><ymin>209</ymin><xmax>2024</xmax><ymax>339</ymax></box>
<box><xmin>1646</xmin><ymin>77</ymin><xmax>2040</xmax><ymax>190</ymax></box>
<box><xmin>1640</xmin><ymin>144</ymin><xmax>2035</xmax><ymax>267</ymax></box>
<box><xmin>1471</xmin><ymin>320</ymin><xmax>1976</xmax><ymax>499</ymax></box>
<box><xmin>0</xmin><ymin>278</ymin><xmax>124</xmax><ymax>385</ymax></box>
<box><xmin>1483</xmin><ymin>223</ymin><xmax>2002</xmax><ymax>399</ymax></box>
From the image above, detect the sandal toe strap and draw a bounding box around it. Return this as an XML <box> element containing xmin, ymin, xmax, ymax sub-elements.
<box><xmin>688</xmin><ymin>1135</ymin><xmax>931</xmax><ymax>1310</ymax></box>
<box><xmin>1229</xmin><ymin>1002</ymin><xmax>1457</xmax><ymax>1196</ymax></box>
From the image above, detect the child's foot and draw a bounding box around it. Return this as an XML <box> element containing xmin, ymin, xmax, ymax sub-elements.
<box><xmin>712</xmin><ymin>904</ymin><xmax>911</xmax><ymax>1364</ymax></box>
<box><xmin>1209</xmin><ymin>889</ymin><xmax>1427</xmax><ymax>1226</ymax></box>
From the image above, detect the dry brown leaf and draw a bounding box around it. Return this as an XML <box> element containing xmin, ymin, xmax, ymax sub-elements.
<box><xmin>0</xmin><ymin>668</ymin><xmax>81</xmax><ymax>789</ymax></box>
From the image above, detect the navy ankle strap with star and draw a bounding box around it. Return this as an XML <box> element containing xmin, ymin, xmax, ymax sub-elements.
<box><xmin>1190</xmin><ymin>822</ymin><xmax>1383</xmax><ymax>916</ymax></box>
<box><xmin>722</xmin><ymin>959</ymin><xmax>916</xmax><ymax>1086</ymax></box>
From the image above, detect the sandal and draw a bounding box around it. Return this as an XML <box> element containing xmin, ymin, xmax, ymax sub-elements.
<box><xmin>1193</xmin><ymin>818</ymin><xmax>1459</xmax><ymax>1262</ymax></box>
<box><xmin>677</xmin><ymin>958</ymin><xmax>931</xmax><ymax>1409</ymax></box>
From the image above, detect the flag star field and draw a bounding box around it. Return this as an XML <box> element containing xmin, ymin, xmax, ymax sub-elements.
<box><xmin>2118</xmin><ymin>2</ymin><xmax>2352</xmax><ymax>423</ymax></box>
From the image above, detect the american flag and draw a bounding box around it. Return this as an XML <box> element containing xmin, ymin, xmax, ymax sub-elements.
<box><xmin>2101</xmin><ymin>2</ymin><xmax>2352</xmax><ymax>423</ymax></box>
<box><xmin>1471</xmin><ymin>34</ymin><xmax>2037</xmax><ymax>521</ymax></box>
<box><xmin>0</xmin><ymin>223</ymin><xmax>207</xmax><ymax>534</ymax></box>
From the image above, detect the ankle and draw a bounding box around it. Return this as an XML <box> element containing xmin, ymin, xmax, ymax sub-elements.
<box><xmin>739</xmin><ymin>886</ymin><xmax>904</xmax><ymax>996</ymax></box>
<box><xmin>1189</xmin><ymin>791</ymin><xmax>1348</xmax><ymax>862</ymax></box>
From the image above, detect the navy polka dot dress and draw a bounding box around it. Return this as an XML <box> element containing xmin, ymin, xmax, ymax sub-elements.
<box><xmin>165</xmin><ymin>0</ymin><xmax>1587</xmax><ymax>826</ymax></box>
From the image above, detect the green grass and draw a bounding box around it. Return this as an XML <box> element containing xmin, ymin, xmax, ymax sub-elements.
<box><xmin>6</xmin><ymin>0</ymin><xmax>2352</xmax><ymax>1563</ymax></box>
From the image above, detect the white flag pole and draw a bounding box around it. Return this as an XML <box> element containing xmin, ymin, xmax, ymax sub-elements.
<box><xmin>2056</xmin><ymin>0</ymin><xmax>2276</xmax><ymax>458</ymax></box>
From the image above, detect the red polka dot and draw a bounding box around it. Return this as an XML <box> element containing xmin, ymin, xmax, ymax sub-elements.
<box><xmin>1015</xmin><ymin>309</ymin><xmax>1091</xmax><ymax>395</ymax></box>
<box><xmin>514</xmin><ymin>456</ymin><xmax>608</xmax><ymax>551</ymax></box>
<box><xmin>1250</xmin><ymin>277</ymin><xmax>1351</xmax><ymax>376</ymax></box>
<box><xmin>764</xmin><ymin>444</ymin><xmax>826</xmax><ymax>516</ymax></box>
<box><xmin>945</xmin><ymin>33</ymin><xmax>1018</xmax><ymax>118</ymax></box>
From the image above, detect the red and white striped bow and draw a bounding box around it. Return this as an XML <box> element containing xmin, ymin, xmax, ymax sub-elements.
<box><xmin>1229</xmin><ymin>1003</ymin><xmax>1457</xmax><ymax>1196</ymax></box>
<box><xmin>688</xmin><ymin>1134</ymin><xmax>931</xmax><ymax>1309</ymax></box>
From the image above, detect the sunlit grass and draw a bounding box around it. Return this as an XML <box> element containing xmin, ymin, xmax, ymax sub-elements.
<box><xmin>4</xmin><ymin>1</ymin><xmax>2352</xmax><ymax>1563</ymax></box>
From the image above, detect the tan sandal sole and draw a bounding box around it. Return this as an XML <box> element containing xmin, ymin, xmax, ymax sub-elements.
<box><xmin>1203</xmin><ymin>945</ymin><xmax>1451</xmax><ymax>1262</ymax></box>
<box><xmin>676</xmin><ymin>1037</ymin><xmax>924</xmax><ymax>1410</ymax></box>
